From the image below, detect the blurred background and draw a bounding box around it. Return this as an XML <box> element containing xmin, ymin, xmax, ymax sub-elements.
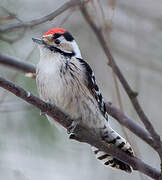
<box><xmin>0</xmin><ymin>0</ymin><xmax>162</xmax><ymax>179</ymax></box>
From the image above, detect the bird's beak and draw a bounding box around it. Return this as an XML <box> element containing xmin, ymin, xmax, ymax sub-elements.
<box><xmin>32</xmin><ymin>38</ymin><xmax>43</xmax><ymax>44</ymax></box>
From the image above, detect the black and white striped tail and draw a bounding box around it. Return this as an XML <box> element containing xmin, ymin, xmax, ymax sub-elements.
<box><xmin>92</xmin><ymin>126</ymin><xmax>134</xmax><ymax>173</ymax></box>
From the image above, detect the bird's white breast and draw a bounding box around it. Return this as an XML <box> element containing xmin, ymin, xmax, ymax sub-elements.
<box><xmin>36</xmin><ymin>53</ymin><xmax>81</xmax><ymax>119</ymax></box>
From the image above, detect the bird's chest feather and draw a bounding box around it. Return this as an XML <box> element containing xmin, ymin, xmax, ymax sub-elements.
<box><xmin>36</xmin><ymin>55</ymin><xmax>83</xmax><ymax>118</ymax></box>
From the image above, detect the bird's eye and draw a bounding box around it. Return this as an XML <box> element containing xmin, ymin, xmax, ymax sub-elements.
<box><xmin>55</xmin><ymin>39</ymin><xmax>60</xmax><ymax>44</ymax></box>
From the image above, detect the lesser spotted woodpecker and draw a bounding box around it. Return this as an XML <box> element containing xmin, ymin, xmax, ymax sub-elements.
<box><xmin>32</xmin><ymin>28</ymin><xmax>134</xmax><ymax>173</ymax></box>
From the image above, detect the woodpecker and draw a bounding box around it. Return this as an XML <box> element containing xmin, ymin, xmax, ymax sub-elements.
<box><xmin>32</xmin><ymin>27</ymin><xmax>134</xmax><ymax>173</ymax></box>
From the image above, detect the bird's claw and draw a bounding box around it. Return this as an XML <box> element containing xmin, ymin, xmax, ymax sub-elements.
<box><xmin>40</xmin><ymin>110</ymin><xmax>46</xmax><ymax>116</ymax></box>
<box><xmin>69</xmin><ymin>133</ymin><xmax>76</xmax><ymax>139</ymax></box>
<box><xmin>67</xmin><ymin>119</ymin><xmax>80</xmax><ymax>139</ymax></box>
<box><xmin>67</xmin><ymin>121</ymin><xmax>77</xmax><ymax>134</ymax></box>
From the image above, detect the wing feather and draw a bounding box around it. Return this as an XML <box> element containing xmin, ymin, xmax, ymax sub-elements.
<box><xmin>76</xmin><ymin>58</ymin><xmax>108</xmax><ymax>121</ymax></box>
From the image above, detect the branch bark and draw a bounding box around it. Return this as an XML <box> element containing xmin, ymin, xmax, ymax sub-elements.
<box><xmin>0</xmin><ymin>53</ymin><xmax>35</xmax><ymax>73</ymax></box>
<box><xmin>105</xmin><ymin>103</ymin><xmax>158</xmax><ymax>148</ymax></box>
<box><xmin>0</xmin><ymin>76</ymin><xmax>160</xmax><ymax>179</ymax></box>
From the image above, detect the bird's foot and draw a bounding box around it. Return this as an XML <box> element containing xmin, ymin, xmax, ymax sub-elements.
<box><xmin>67</xmin><ymin>119</ymin><xmax>80</xmax><ymax>139</ymax></box>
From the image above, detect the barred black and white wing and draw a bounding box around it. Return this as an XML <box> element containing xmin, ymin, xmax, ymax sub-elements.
<box><xmin>77</xmin><ymin>58</ymin><xmax>134</xmax><ymax>173</ymax></box>
<box><xmin>76</xmin><ymin>58</ymin><xmax>108</xmax><ymax>120</ymax></box>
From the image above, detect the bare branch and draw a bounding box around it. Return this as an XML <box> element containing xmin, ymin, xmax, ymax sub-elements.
<box><xmin>0</xmin><ymin>29</ymin><xmax>26</xmax><ymax>43</ymax></box>
<box><xmin>0</xmin><ymin>0</ymin><xmax>80</xmax><ymax>33</ymax></box>
<box><xmin>0</xmin><ymin>76</ymin><xmax>160</xmax><ymax>179</ymax></box>
<box><xmin>0</xmin><ymin>52</ymin><xmax>159</xmax><ymax>149</ymax></box>
<box><xmin>78</xmin><ymin>0</ymin><xmax>162</xmax><ymax>161</ymax></box>
<box><xmin>0</xmin><ymin>53</ymin><xmax>35</xmax><ymax>73</ymax></box>
<box><xmin>105</xmin><ymin>103</ymin><xmax>156</xmax><ymax>147</ymax></box>
<box><xmin>0</xmin><ymin>14</ymin><xmax>16</xmax><ymax>23</ymax></box>
<box><xmin>0</xmin><ymin>7</ymin><xmax>16</xmax><ymax>23</ymax></box>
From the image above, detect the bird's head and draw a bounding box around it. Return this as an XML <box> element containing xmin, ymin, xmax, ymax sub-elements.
<box><xmin>32</xmin><ymin>27</ymin><xmax>82</xmax><ymax>58</ymax></box>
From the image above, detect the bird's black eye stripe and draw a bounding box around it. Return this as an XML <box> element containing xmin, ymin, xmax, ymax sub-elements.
<box><xmin>47</xmin><ymin>45</ymin><xmax>75</xmax><ymax>57</ymax></box>
<box><xmin>52</xmin><ymin>31</ymin><xmax>74</xmax><ymax>41</ymax></box>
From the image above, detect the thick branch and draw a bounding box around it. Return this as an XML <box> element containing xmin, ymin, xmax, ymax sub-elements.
<box><xmin>0</xmin><ymin>77</ymin><xmax>160</xmax><ymax>179</ymax></box>
<box><xmin>73</xmin><ymin>125</ymin><xmax>160</xmax><ymax>179</ymax></box>
<box><xmin>79</xmin><ymin>1</ymin><xmax>162</xmax><ymax>159</ymax></box>
<box><xmin>0</xmin><ymin>52</ymin><xmax>160</xmax><ymax>149</ymax></box>
<box><xmin>0</xmin><ymin>0</ymin><xmax>79</xmax><ymax>33</ymax></box>
<box><xmin>0</xmin><ymin>53</ymin><xmax>35</xmax><ymax>73</ymax></box>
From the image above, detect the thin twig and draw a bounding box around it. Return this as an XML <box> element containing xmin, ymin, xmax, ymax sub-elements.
<box><xmin>0</xmin><ymin>0</ymin><xmax>80</xmax><ymax>33</ymax></box>
<box><xmin>0</xmin><ymin>6</ymin><xmax>16</xmax><ymax>23</ymax></box>
<box><xmin>0</xmin><ymin>15</ymin><xmax>16</xmax><ymax>23</ymax></box>
<box><xmin>0</xmin><ymin>28</ymin><xmax>26</xmax><ymax>43</ymax></box>
<box><xmin>0</xmin><ymin>76</ymin><xmax>160</xmax><ymax>179</ymax></box>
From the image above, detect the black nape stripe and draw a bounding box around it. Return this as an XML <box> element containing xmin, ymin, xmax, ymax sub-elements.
<box><xmin>53</xmin><ymin>33</ymin><xmax>62</xmax><ymax>39</ymax></box>
<box><xmin>52</xmin><ymin>31</ymin><xmax>74</xmax><ymax>42</ymax></box>
<box><xmin>63</xmin><ymin>31</ymin><xmax>74</xmax><ymax>41</ymax></box>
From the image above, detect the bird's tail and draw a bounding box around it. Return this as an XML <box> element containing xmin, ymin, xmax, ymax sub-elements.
<box><xmin>92</xmin><ymin>125</ymin><xmax>134</xmax><ymax>173</ymax></box>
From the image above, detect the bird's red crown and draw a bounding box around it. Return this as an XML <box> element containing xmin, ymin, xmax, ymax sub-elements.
<box><xmin>43</xmin><ymin>28</ymin><xmax>66</xmax><ymax>36</ymax></box>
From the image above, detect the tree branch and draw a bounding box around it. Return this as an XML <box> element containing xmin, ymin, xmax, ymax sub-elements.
<box><xmin>0</xmin><ymin>0</ymin><xmax>80</xmax><ymax>33</ymax></box>
<box><xmin>0</xmin><ymin>52</ymin><xmax>157</xmax><ymax>148</ymax></box>
<box><xmin>78</xmin><ymin>0</ymin><xmax>162</xmax><ymax>162</ymax></box>
<box><xmin>0</xmin><ymin>76</ymin><xmax>160</xmax><ymax>179</ymax></box>
<box><xmin>0</xmin><ymin>53</ymin><xmax>35</xmax><ymax>73</ymax></box>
